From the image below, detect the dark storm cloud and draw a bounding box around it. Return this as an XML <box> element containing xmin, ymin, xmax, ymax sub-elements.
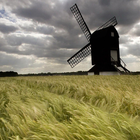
<box><xmin>12</xmin><ymin>0</ymin><xmax>74</xmax><ymax>30</ymax></box>
<box><xmin>3</xmin><ymin>0</ymin><xmax>140</xmax><ymax>33</ymax></box>
<box><xmin>10</xmin><ymin>0</ymin><xmax>86</xmax><ymax>49</ymax></box>
<box><xmin>0</xmin><ymin>0</ymin><xmax>140</xmax><ymax>73</ymax></box>
<box><xmin>98</xmin><ymin>0</ymin><xmax>111</xmax><ymax>6</ymax></box>
<box><xmin>13</xmin><ymin>3</ymin><xmax>51</xmax><ymax>23</ymax></box>
<box><xmin>71</xmin><ymin>0</ymin><xmax>140</xmax><ymax>33</ymax></box>
<box><xmin>0</xmin><ymin>23</ymin><xmax>18</xmax><ymax>33</ymax></box>
<box><xmin>0</xmin><ymin>30</ymin><xmax>84</xmax><ymax>61</ymax></box>
<box><xmin>8</xmin><ymin>0</ymin><xmax>140</xmax><ymax>38</ymax></box>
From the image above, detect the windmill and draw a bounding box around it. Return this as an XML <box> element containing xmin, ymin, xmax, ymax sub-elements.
<box><xmin>67</xmin><ymin>4</ymin><xmax>130</xmax><ymax>75</ymax></box>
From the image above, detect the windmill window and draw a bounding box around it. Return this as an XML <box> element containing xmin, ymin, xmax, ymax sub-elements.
<box><xmin>111</xmin><ymin>32</ymin><xmax>114</xmax><ymax>37</ymax></box>
<box><xmin>111</xmin><ymin>50</ymin><xmax>117</xmax><ymax>61</ymax></box>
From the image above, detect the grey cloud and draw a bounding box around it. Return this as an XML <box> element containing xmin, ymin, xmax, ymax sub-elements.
<box><xmin>121</xmin><ymin>56</ymin><xmax>140</xmax><ymax>64</ymax></box>
<box><xmin>98</xmin><ymin>0</ymin><xmax>111</xmax><ymax>6</ymax></box>
<box><xmin>1</xmin><ymin>32</ymin><xmax>76</xmax><ymax>59</ymax></box>
<box><xmin>79</xmin><ymin>0</ymin><xmax>140</xmax><ymax>30</ymax></box>
<box><xmin>0</xmin><ymin>23</ymin><xmax>18</xmax><ymax>33</ymax></box>
<box><xmin>0</xmin><ymin>37</ymin><xmax>6</xmax><ymax>47</ymax></box>
<box><xmin>13</xmin><ymin>4</ymin><xmax>51</xmax><ymax>23</ymax></box>
<box><xmin>37</xmin><ymin>25</ymin><xmax>55</xmax><ymax>35</ymax></box>
<box><xmin>131</xmin><ymin>24</ymin><xmax>140</xmax><ymax>36</ymax></box>
<box><xmin>4</xmin><ymin>0</ymin><xmax>140</xmax><ymax>30</ymax></box>
<box><xmin>19</xmin><ymin>23</ymin><xmax>55</xmax><ymax>35</ymax></box>
<box><xmin>127</xmin><ymin>43</ymin><xmax>140</xmax><ymax>57</ymax></box>
<box><xmin>11</xmin><ymin>0</ymin><xmax>75</xmax><ymax>30</ymax></box>
<box><xmin>0</xmin><ymin>34</ymin><xmax>51</xmax><ymax>57</ymax></box>
<box><xmin>120</xmin><ymin>48</ymin><xmax>128</xmax><ymax>57</ymax></box>
<box><xmin>0</xmin><ymin>0</ymin><xmax>140</xmax><ymax>73</ymax></box>
<box><xmin>119</xmin><ymin>36</ymin><xmax>134</xmax><ymax>45</ymax></box>
<box><xmin>5</xmin><ymin>35</ymin><xmax>22</xmax><ymax>46</ymax></box>
<box><xmin>12</xmin><ymin>1</ymin><xmax>56</xmax><ymax>21</ymax></box>
<box><xmin>6</xmin><ymin>0</ymin><xmax>140</xmax><ymax>52</ymax></box>
<box><xmin>0</xmin><ymin>52</ymin><xmax>34</xmax><ymax>68</ymax></box>
<box><xmin>135</xmin><ymin>30</ymin><xmax>140</xmax><ymax>36</ymax></box>
<box><xmin>5</xmin><ymin>34</ymin><xmax>50</xmax><ymax>47</ymax></box>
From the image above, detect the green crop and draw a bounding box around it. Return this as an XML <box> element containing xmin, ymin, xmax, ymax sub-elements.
<box><xmin>0</xmin><ymin>75</ymin><xmax>140</xmax><ymax>139</ymax></box>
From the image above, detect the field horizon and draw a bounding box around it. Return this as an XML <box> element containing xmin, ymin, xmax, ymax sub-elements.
<box><xmin>1</xmin><ymin>75</ymin><xmax>140</xmax><ymax>139</ymax></box>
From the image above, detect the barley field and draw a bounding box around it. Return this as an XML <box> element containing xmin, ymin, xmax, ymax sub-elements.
<box><xmin>1</xmin><ymin>75</ymin><xmax>140</xmax><ymax>140</ymax></box>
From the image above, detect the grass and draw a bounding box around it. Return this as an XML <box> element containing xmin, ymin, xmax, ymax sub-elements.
<box><xmin>0</xmin><ymin>75</ymin><xmax>140</xmax><ymax>139</ymax></box>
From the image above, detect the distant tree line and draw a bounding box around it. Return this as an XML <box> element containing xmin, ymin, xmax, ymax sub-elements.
<box><xmin>1</xmin><ymin>71</ymin><xmax>140</xmax><ymax>77</ymax></box>
<box><xmin>129</xmin><ymin>72</ymin><xmax>140</xmax><ymax>75</ymax></box>
<box><xmin>0</xmin><ymin>71</ymin><xmax>18</xmax><ymax>77</ymax></box>
<box><xmin>0</xmin><ymin>71</ymin><xmax>87</xmax><ymax>77</ymax></box>
<box><xmin>20</xmin><ymin>71</ymin><xmax>140</xmax><ymax>76</ymax></box>
<box><xmin>19</xmin><ymin>71</ymin><xmax>88</xmax><ymax>76</ymax></box>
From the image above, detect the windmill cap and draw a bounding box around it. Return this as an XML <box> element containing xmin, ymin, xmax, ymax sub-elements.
<box><xmin>91</xmin><ymin>26</ymin><xmax>119</xmax><ymax>39</ymax></box>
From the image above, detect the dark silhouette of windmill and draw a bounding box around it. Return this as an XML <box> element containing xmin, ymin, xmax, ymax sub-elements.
<box><xmin>67</xmin><ymin>4</ymin><xmax>130</xmax><ymax>75</ymax></box>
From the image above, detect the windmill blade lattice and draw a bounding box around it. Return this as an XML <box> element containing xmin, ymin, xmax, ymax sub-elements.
<box><xmin>97</xmin><ymin>16</ymin><xmax>117</xmax><ymax>31</ymax></box>
<box><xmin>67</xmin><ymin>43</ymin><xmax>91</xmax><ymax>68</ymax></box>
<box><xmin>70</xmin><ymin>4</ymin><xmax>91</xmax><ymax>42</ymax></box>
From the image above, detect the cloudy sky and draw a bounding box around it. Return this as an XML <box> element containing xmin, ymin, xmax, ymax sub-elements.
<box><xmin>0</xmin><ymin>0</ymin><xmax>140</xmax><ymax>74</ymax></box>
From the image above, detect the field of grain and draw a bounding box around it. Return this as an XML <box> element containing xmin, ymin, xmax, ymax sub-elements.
<box><xmin>0</xmin><ymin>75</ymin><xmax>140</xmax><ymax>140</ymax></box>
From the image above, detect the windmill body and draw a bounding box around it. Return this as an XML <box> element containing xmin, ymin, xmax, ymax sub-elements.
<box><xmin>89</xmin><ymin>26</ymin><xmax>121</xmax><ymax>75</ymax></box>
<box><xmin>67</xmin><ymin>4</ymin><xmax>129</xmax><ymax>75</ymax></box>
<box><xmin>91</xmin><ymin>26</ymin><xmax>120</xmax><ymax>66</ymax></box>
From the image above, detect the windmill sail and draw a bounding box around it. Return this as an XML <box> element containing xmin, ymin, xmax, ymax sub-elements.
<box><xmin>70</xmin><ymin>4</ymin><xmax>91</xmax><ymax>42</ymax></box>
<box><xmin>67</xmin><ymin>43</ymin><xmax>91</xmax><ymax>68</ymax></box>
<box><xmin>97</xmin><ymin>16</ymin><xmax>117</xmax><ymax>31</ymax></box>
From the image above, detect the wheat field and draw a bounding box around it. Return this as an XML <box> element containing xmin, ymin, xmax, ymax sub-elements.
<box><xmin>0</xmin><ymin>75</ymin><xmax>140</xmax><ymax>140</ymax></box>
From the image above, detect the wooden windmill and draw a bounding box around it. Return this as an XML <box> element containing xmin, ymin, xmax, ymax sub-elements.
<box><xmin>67</xmin><ymin>4</ymin><xmax>129</xmax><ymax>75</ymax></box>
